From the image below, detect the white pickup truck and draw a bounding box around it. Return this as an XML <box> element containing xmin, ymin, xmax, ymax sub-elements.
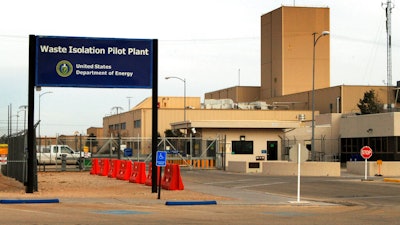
<box><xmin>36</xmin><ymin>145</ymin><xmax>88</xmax><ymax>165</ymax></box>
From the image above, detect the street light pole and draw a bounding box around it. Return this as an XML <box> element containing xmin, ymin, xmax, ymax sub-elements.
<box><xmin>16</xmin><ymin>110</ymin><xmax>24</xmax><ymax>133</ymax></box>
<box><xmin>127</xmin><ymin>96</ymin><xmax>133</xmax><ymax>110</ymax></box>
<box><xmin>311</xmin><ymin>31</ymin><xmax>329</xmax><ymax>161</ymax></box>
<box><xmin>38</xmin><ymin>91</ymin><xmax>53</xmax><ymax>145</ymax></box>
<box><xmin>19</xmin><ymin>105</ymin><xmax>28</xmax><ymax>131</ymax></box>
<box><xmin>165</xmin><ymin>76</ymin><xmax>187</xmax><ymax>136</ymax></box>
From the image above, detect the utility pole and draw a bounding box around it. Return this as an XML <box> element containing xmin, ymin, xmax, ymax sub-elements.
<box><xmin>238</xmin><ymin>68</ymin><xmax>240</xmax><ymax>86</ymax></box>
<box><xmin>8</xmin><ymin>104</ymin><xmax>11</xmax><ymax>137</ymax></box>
<box><xmin>127</xmin><ymin>96</ymin><xmax>133</xmax><ymax>110</ymax></box>
<box><xmin>383</xmin><ymin>0</ymin><xmax>394</xmax><ymax>110</ymax></box>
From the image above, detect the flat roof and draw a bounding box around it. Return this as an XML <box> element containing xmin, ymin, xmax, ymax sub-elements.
<box><xmin>171</xmin><ymin>120</ymin><xmax>301</xmax><ymax>129</ymax></box>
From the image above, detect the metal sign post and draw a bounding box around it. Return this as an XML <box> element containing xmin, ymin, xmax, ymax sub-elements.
<box><xmin>156</xmin><ymin>151</ymin><xmax>167</xmax><ymax>199</ymax></box>
<box><xmin>360</xmin><ymin>146</ymin><xmax>373</xmax><ymax>181</ymax></box>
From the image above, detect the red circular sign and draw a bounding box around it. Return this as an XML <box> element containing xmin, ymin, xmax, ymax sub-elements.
<box><xmin>360</xmin><ymin>146</ymin><xmax>373</xmax><ymax>159</ymax></box>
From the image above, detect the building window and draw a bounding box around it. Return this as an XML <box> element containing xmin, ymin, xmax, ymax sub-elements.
<box><xmin>109</xmin><ymin>125</ymin><xmax>114</xmax><ymax>130</ymax></box>
<box><xmin>232</xmin><ymin>141</ymin><xmax>253</xmax><ymax>154</ymax></box>
<box><xmin>134</xmin><ymin>120</ymin><xmax>141</xmax><ymax>128</ymax></box>
<box><xmin>340</xmin><ymin>136</ymin><xmax>396</xmax><ymax>162</ymax></box>
<box><xmin>120</xmin><ymin>122</ymin><xmax>126</xmax><ymax>130</ymax></box>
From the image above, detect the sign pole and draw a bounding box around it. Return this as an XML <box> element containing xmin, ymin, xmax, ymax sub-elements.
<box><xmin>27</xmin><ymin>35</ymin><xmax>37</xmax><ymax>193</ymax></box>
<box><xmin>360</xmin><ymin>146</ymin><xmax>373</xmax><ymax>181</ymax></box>
<box><xmin>158</xmin><ymin>166</ymin><xmax>162</xmax><ymax>199</ymax></box>
<box><xmin>364</xmin><ymin>158</ymin><xmax>368</xmax><ymax>180</ymax></box>
<box><xmin>151</xmin><ymin>39</ymin><xmax>158</xmax><ymax>193</ymax></box>
<box><xmin>155</xmin><ymin>150</ymin><xmax>167</xmax><ymax>199</ymax></box>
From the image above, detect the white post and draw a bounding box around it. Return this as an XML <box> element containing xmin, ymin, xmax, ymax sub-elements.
<box><xmin>290</xmin><ymin>143</ymin><xmax>308</xmax><ymax>204</ymax></box>
<box><xmin>297</xmin><ymin>143</ymin><xmax>301</xmax><ymax>202</ymax></box>
<box><xmin>364</xmin><ymin>158</ymin><xmax>368</xmax><ymax>180</ymax></box>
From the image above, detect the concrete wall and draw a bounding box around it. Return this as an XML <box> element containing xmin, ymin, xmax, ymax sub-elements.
<box><xmin>204</xmin><ymin>86</ymin><xmax>261</xmax><ymax>103</ymax></box>
<box><xmin>264</xmin><ymin>85</ymin><xmax>392</xmax><ymax>114</ymax></box>
<box><xmin>227</xmin><ymin>160</ymin><xmax>340</xmax><ymax>176</ymax></box>
<box><xmin>341</xmin><ymin>112</ymin><xmax>399</xmax><ymax>138</ymax></box>
<box><xmin>262</xmin><ymin>161</ymin><xmax>340</xmax><ymax>176</ymax></box>
<box><xmin>347</xmin><ymin>161</ymin><xmax>400</xmax><ymax>176</ymax></box>
<box><xmin>227</xmin><ymin>161</ymin><xmax>263</xmax><ymax>173</ymax></box>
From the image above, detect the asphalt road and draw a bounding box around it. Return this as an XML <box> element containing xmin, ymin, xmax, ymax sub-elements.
<box><xmin>2</xmin><ymin>169</ymin><xmax>400</xmax><ymax>225</ymax></box>
<box><xmin>182</xmin><ymin>169</ymin><xmax>400</xmax><ymax>207</ymax></box>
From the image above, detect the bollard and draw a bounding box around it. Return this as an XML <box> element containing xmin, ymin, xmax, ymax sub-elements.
<box><xmin>61</xmin><ymin>154</ymin><xmax>67</xmax><ymax>171</ymax></box>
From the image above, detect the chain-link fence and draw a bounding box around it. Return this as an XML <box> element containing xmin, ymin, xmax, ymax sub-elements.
<box><xmin>36</xmin><ymin>135</ymin><xmax>226</xmax><ymax>170</ymax></box>
<box><xmin>2</xmin><ymin>130</ymin><xmax>28</xmax><ymax>184</ymax></box>
<box><xmin>280</xmin><ymin>135</ymin><xmax>341</xmax><ymax>162</ymax></box>
<box><xmin>91</xmin><ymin>135</ymin><xmax>226</xmax><ymax>169</ymax></box>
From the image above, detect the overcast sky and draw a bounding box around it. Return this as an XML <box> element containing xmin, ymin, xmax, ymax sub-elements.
<box><xmin>0</xmin><ymin>0</ymin><xmax>399</xmax><ymax>137</ymax></box>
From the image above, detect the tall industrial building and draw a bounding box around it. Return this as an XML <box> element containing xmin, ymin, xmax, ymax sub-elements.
<box><xmin>260</xmin><ymin>6</ymin><xmax>330</xmax><ymax>99</ymax></box>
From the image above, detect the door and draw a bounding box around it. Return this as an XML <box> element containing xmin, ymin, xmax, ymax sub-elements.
<box><xmin>267</xmin><ymin>141</ymin><xmax>278</xmax><ymax>160</ymax></box>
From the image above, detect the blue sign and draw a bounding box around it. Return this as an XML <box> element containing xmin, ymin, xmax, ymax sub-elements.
<box><xmin>34</xmin><ymin>36</ymin><xmax>154</xmax><ymax>88</ymax></box>
<box><xmin>156</xmin><ymin>151</ymin><xmax>167</xmax><ymax>167</ymax></box>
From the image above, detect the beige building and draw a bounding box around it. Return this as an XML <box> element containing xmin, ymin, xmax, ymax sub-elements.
<box><xmin>265</xmin><ymin>85</ymin><xmax>393</xmax><ymax>114</ymax></box>
<box><xmin>101</xmin><ymin>6</ymin><xmax>400</xmax><ymax>167</ymax></box>
<box><xmin>103</xmin><ymin>96</ymin><xmax>312</xmax><ymax>163</ymax></box>
<box><xmin>206</xmin><ymin>85</ymin><xmax>393</xmax><ymax>114</ymax></box>
<box><xmin>261</xmin><ymin>6</ymin><xmax>330</xmax><ymax>98</ymax></box>
<box><xmin>104</xmin><ymin>97</ymin><xmax>202</xmax><ymax>138</ymax></box>
<box><xmin>340</xmin><ymin>112</ymin><xmax>400</xmax><ymax>162</ymax></box>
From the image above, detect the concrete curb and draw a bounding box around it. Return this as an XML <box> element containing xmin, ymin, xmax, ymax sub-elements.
<box><xmin>383</xmin><ymin>178</ymin><xmax>400</xmax><ymax>183</ymax></box>
<box><xmin>165</xmin><ymin>200</ymin><xmax>217</xmax><ymax>206</ymax></box>
<box><xmin>0</xmin><ymin>199</ymin><xmax>60</xmax><ymax>204</ymax></box>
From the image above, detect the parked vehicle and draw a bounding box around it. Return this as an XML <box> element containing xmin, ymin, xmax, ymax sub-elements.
<box><xmin>36</xmin><ymin>145</ymin><xmax>88</xmax><ymax>165</ymax></box>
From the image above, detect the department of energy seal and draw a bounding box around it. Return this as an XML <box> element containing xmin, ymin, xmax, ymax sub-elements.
<box><xmin>56</xmin><ymin>60</ymin><xmax>73</xmax><ymax>77</ymax></box>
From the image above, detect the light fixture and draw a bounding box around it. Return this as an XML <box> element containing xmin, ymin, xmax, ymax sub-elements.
<box><xmin>311</xmin><ymin>30</ymin><xmax>330</xmax><ymax>161</ymax></box>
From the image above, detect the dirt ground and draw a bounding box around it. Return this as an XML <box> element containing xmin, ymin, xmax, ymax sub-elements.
<box><xmin>0</xmin><ymin>171</ymin><xmax>225</xmax><ymax>200</ymax></box>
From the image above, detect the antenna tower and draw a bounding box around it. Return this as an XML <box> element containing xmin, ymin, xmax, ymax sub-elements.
<box><xmin>383</xmin><ymin>0</ymin><xmax>394</xmax><ymax>110</ymax></box>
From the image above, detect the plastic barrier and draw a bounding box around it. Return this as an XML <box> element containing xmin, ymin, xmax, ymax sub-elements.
<box><xmin>129</xmin><ymin>162</ymin><xmax>146</xmax><ymax>184</ymax></box>
<box><xmin>161</xmin><ymin>163</ymin><xmax>184</xmax><ymax>190</ymax></box>
<box><xmin>145</xmin><ymin>163</ymin><xmax>160</xmax><ymax>186</ymax></box>
<box><xmin>116</xmin><ymin>160</ymin><xmax>132</xmax><ymax>181</ymax></box>
<box><xmin>191</xmin><ymin>159</ymin><xmax>215</xmax><ymax>168</ymax></box>
<box><xmin>166</xmin><ymin>159</ymin><xmax>216</xmax><ymax>168</ymax></box>
<box><xmin>98</xmin><ymin>159</ymin><xmax>110</xmax><ymax>176</ymax></box>
<box><xmin>96</xmin><ymin>159</ymin><xmax>103</xmax><ymax>175</ymax></box>
<box><xmin>89</xmin><ymin>158</ymin><xmax>99</xmax><ymax>175</ymax></box>
<box><xmin>0</xmin><ymin>154</ymin><xmax>7</xmax><ymax>165</ymax></box>
<box><xmin>108</xmin><ymin>159</ymin><xmax>121</xmax><ymax>178</ymax></box>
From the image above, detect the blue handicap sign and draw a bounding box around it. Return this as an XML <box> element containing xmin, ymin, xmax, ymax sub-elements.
<box><xmin>156</xmin><ymin>151</ymin><xmax>167</xmax><ymax>167</ymax></box>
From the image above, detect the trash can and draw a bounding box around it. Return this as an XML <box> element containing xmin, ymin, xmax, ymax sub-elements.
<box><xmin>124</xmin><ymin>148</ymin><xmax>132</xmax><ymax>157</ymax></box>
